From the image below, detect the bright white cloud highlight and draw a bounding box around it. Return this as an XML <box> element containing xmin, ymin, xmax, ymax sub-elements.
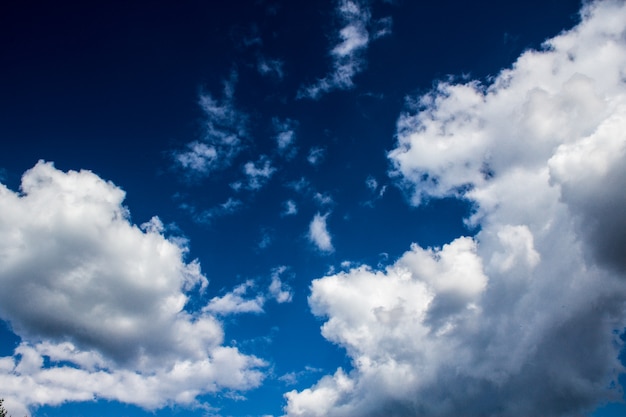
<box><xmin>0</xmin><ymin>162</ymin><xmax>265</xmax><ymax>415</ymax></box>
<box><xmin>308</xmin><ymin>213</ymin><xmax>334</xmax><ymax>253</ymax></box>
<box><xmin>285</xmin><ymin>1</ymin><xmax>626</xmax><ymax>416</ymax></box>
<box><xmin>298</xmin><ymin>0</ymin><xmax>390</xmax><ymax>99</ymax></box>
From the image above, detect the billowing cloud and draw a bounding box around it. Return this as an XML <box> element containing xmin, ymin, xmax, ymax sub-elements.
<box><xmin>0</xmin><ymin>162</ymin><xmax>265</xmax><ymax>415</ymax></box>
<box><xmin>173</xmin><ymin>72</ymin><xmax>247</xmax><ymax>177</ymax></box>
<box><xmin>285</xmin><ymin>1</ymin><xmax>626</xmax><ymax>416</ymax></box>
<box><xmin>308</xmin><ymin>213</ymin><xmax>334</xmax><ymax>253</ymax></box>
<box><xmin>298</xmin><ymin>0</ymin><xmax>391</xmax><ymax>99</ymax></box>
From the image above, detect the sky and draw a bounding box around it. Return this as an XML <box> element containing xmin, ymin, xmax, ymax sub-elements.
<box><xmin>1</xmin><ymin>0</ymin><xmax>626</xmax><ymax>416</ymax></box>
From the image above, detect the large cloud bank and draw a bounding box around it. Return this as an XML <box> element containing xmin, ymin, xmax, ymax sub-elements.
<box><xmin>285</xmin><ymin>1</ymin><xmax>626</xmax><ymax>416</ymax></box>
<box><xmin>0</xmin><ymin>162</ymin><xmax>265</xmax><ymax>416</ymax></box>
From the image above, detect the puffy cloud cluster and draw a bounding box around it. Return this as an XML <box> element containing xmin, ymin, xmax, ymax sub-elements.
<box><xmin>285</xmin><ymin>1</ymin><xmax>626</xmax><ymax>416</ymax></box>
<box><xmin>298</xmin><ymin>0</ymin><xmax>391</xmax><ymax>99</ymax></box>
<box><xmin>0</xmin><ymin>162</ymin><xmax>265</xmax><ymax>416</ymax></box>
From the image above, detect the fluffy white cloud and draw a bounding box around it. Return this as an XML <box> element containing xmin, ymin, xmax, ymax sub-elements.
<box><xmin>204</xmin><ymin>280</ymin><xmax>265</xmax><ymax>315</ymax></box>
<box><xmin>308</xmin><ymin>213</ymin><xmax>334</xmax><ymax>253</ymax></box>
<box><xmin>285</xmin><ymin>1</ymin><xmax>626</xmax><ymax>416</ymax></box>
<box><xmin>269</xmin><ymin>266</ymin><xmax>294</xmax><ymax>304</ymax></box>
<box><xmin>298</xmin><ymin>0</ymin><xmax>390</xmax><ymax>99</ymax></box>
<box><xmin>173</xmin><ymin>72</ymin><xmax>247</xmax><ymax>177</ymax></box>
<box><xmin>0</xmin><ymin>162</ymin><xmax>265</xmax><ymax>415</ymax></box>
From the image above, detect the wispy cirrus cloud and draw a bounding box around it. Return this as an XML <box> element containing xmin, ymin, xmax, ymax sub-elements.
<box><xmin>173</xmin><ymin>72</ymin><xmax>247</xmax><ymax>178</ymax></box>
<box><xmin>180</xmin><ymin>197</ymin><xmax>243</xmax><ymax>225</ymax></box>
<box><xmin>298</xmin><ymin>0</ymin><xmax>391</xmax><ymax>100</ymax></box>
<box><xmin>273</xmin><ymin>117</ymin><xmax>298</xmax><ymax>157</ymax></box>
<box><xmin>258</xmin><ymin>56</ymin><xmax>285</xmax><ymax>80</ymax></box>
<box><xmin>242</xmin><ymin>155</ymin><xmax>277</xmax><ymax>190</ymax></box>
<box><xmin>286</xmin><ymin>1</ymin><xmax>626</xmax><ymax>416</ymax></box>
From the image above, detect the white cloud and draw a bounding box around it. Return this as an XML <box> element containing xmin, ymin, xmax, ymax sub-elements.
<box><xmin>306</xmin><ymin>147</ymin><xmax>325</xmax><ymax>166</ymax></box>
<box><xmin>273</xmin><ymin>118</ymin><xmax>298</xmax><ymax>157</ymax></box>
<box><xmin>282</xmin><ymin>200</ymin><xmax>298</xmax><ymax>216</ymax></box>
<box><xmin>285</xmin><ymin>1</ymin><xmax>626</xmax><ymax>416</ymax></box>
<box><xmin>0</xmin><ymin>162</ymin><xmax>266</xmax><ymax>415</ymax></box>
<box><xmin>258</xmin><ymin>56</ymin><xmax>285</xmax><ymax>80</ymax></box>
<box><xmin>308</xmin><ymin>213</ymin><xmax>334</xmax><ymax>253</ymax></box>
<box><xmin>313</xmin><ymin>192</ymin><xmax>334</xmax><ymax>206</ymax></box>
<box><xmin>204</xmin><ymin>281</ymin><xmax>265</xmax><ymax>315</ymax></box>
<box><xmin>173</xmin><ymin>72</ymin><xmax>247</xmax><ymax>177</ymax></box>
<box><xmin>298</xmin><ymin>0</ymin><xmax>390</xmax><ymax>99</ymax></box>
<box><xmin>268</xmin><ymin>266</ymin><xmax>294</xmax><ymax>304</ymax></box>
<box><xmin>243</xmin><ymin>155</ymin><xmax>277</xmax><ymax>190</ymax></box>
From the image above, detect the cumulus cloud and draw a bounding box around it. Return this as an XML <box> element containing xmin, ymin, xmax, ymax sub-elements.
<box><xmin>268</xmin><ymin>266</ymin><xmax>294</xmax><ymax>304</ymax></box>
<box><xmin>204</xmin><ymin>280</ymin><xmax>265</xmax><ymax>315</ymax></box>
<box><xmin>285</xmin><ymin>1</ymin><xmax>626</xmax><ymax>416</ymax></box>
<box><xmin>308</xmin><ymin>213</ymin><xmax>334</xmax><ymax>253</ymax></box>
<box><xmin>298</xmin><ymin>0</ymin><xmax>391</xmax><ymax>99</ymax></box>
<box><xmin>0</xmin><ymin>162</ymin><xmax>265</xmax><ymax>415</ymax></box>
<box><xmin>173</xmin><ymin>72</ymin><xmax>247</xmax><ymax>178</ymax></box>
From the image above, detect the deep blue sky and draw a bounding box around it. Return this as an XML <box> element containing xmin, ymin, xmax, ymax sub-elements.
<box><xmin>2</xmin><ymin>1</ymin><xmax>626</xmax><ymax>417</ymax></box>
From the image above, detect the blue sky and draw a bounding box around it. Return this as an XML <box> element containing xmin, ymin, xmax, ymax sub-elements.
<box><xmin>1</xmin><ymin>0</ymin><xmax>626</xmax><ymax>416</ymax></box>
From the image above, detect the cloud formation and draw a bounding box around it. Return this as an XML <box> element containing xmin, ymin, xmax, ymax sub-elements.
<box><xmin>273</xmin><ymin>117</ymin><xmax>298</xmax><ymax>157</ymax></box>
<box><xmin>173</xmin><ymin>73</ymin><xmax>247</xmax><ymax>178</ymax></box>
<box><xmin>285</xmin><ymin>1</ymin><xmax>626</xmax><ymax>416</ymax></box>
<box><xmin>0</xmin><ymin>162</ymin><xmax>265</xmax><ymax>415</ymax></box>
<box><xmin>298</xmin><ymin>0</ymin><xmax>390</xmax><ymax>99</ymax></box>
<box><xmin>269</xmin><ymin>266</ymin><xmax>294</xmax><ymax>304</ymax></box>
<box><xmin>308</xmin><ymin>213</ymin><xmax>334</xmax><ymax>253</ymax></box>
<box><xmin>204</xmin><ymin>280</ymin><xmax>265</xmax><ymax>315</ymax></box>
<box><xmin>242</xmin><ymin>155</ymin><xmax>277</xmax><ymax>190</ymax></box>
